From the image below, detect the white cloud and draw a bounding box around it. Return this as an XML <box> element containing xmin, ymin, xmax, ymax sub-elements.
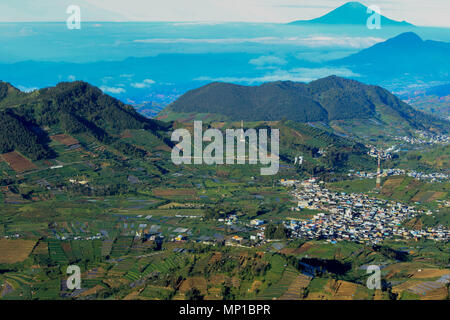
<box><xmin>131</xmin><ymin>79</ymin><xmax>155</xmax><ymax>88</ymax></box>
<box><xmin>195</xmin><ymin>67</ymin><xmax>360</xmax><ymax>84</ymax></box>
<box><xmin>17</xmin><ymin>85</ymin><xmax>38</xmax><ymax>92</ymax></box>
<box><xmin>299</xmin><ymin>36</ymin><xmax>384</xmax><ymax>48</ymax></box>
<box><xmin>18</xmin><ymin>26</ymin><xmax>37</xmax><ymax>36</ymax></box>
<box><xmin>133</xmin><ymin>38</ymin><xmax>272</xmax><ymax>44</ymax></box>
<box><xmin>101</xmin><ymin>76</ymin><xmax>115</xmax><ymax>83</ymax></box>
<box><xmin>134</xmin><ymin>36</ymin><xmax>383</xmax><ymax>49</ymax></box>
<box><xmin>249</xmin><ymin>55</ymin><xmax>287</xmax><ymax>67</ymax></box>
<box><xmin>100</xmin><ymin>86</ymin><xmax>126</xmax><ymax>94</ymax></box>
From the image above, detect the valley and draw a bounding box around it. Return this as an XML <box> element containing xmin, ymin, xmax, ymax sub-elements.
<box><xmin>0</xmin><ymin>0</ymin><xmax>449</xmax><ymax>303</ymax></box>
<box><xmin>0</xmin><ymin>77</ymin><xmax>448</xmax><ymax>300</ymax></box>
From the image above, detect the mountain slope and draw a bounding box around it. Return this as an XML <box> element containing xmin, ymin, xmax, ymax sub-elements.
<box><xmin>0</xmin><ymin>109</ymin><xmax>52</xmax><ymax>160</ymax></box>
<box><xmin>332</xmin><ymin>32</ymin><xmax>450</xmax><ymax>81</ymax></box>
<box><xmin>164</xmin><ymin>76</ymin><xmax>449</xmax><ymax>135</ymax></box>
<box><xmin>399</xmin><ymin>83</ymin><xmax>450</xmax><ymax>120</ymax></box>
<box><xmin>289</xmin><ymin>2</ymin><xmax>412</xmax><ymax>26</ymax></box>
<box><xmin>0</xmin><ymin>81</ymin><xmax>171</xmax><ymax>160</ymax></box>
<box><xmin>166</xmin><ymin>81</ymin><xmax>328</xmax><ymax>122</ymax></box>
<box><xmin>0</xmin><ymin>81</ymin><xmax>22</xmax><ymax>101</ymax></box>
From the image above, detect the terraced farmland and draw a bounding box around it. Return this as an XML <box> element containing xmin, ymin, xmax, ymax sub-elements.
<box><xmin>257</xmin><ymin>267</ymin><xmax>299</xmax><ymax>300</ymax></box>
<box><xmin>110</xmin><ymin>236</ymin><xmax>134</xmax><ymax>258</ymax></box>
<box><xmin>280</xmin><ymin>274</ymin><xmax>312</xmax><ymax>300</ymax></box>
<box><xmin>142</xmin><ymin>254</ymin><xmax>185</xmax><ymax>275</ymax></box>
<box><xmin>48</xmin><ymin>240</ymin><xmax>69</xmax><ymax>264</ymax></box>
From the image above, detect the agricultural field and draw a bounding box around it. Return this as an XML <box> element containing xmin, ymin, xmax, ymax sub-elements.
<box><xmin>50</xmin><ymin>134</ymin><xmax>79</xmax><ymax>147</ymax></box>
<box><xmin>0</xmin><ymin>239</ymin><xmax>37</xmax><ymax>264</ymax></box>
<box><xmin>0</xmin><ymin>233</ymin><xmax>448</xmax><ymax>300</ymax></box>
<box><xmin>327</xmin><ymin>179</ymin><xmax>376</xmax><ymax>194</ymax></box>
<box><xmin>381</xmin><ymin>176</ymin><xmax>448</xmax><ymax>203</ymax></box>
<box><xmin>279</xmin><ymin>274</ymin><xmax>312</xmax><ymax>300</ymax></box>
<box><xmin>0</xmin><ymin>119</ymin><xmax>448</xmax><ymax>301</ymax></box>
<box><xmin>1</xmin><ymin>151</ymin><xmax>37</xmax><ymax>173</ymax></box>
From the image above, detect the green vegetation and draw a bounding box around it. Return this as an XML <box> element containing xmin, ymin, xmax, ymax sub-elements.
<box><xmin>264</xmin><ymin>223</ymin><xmax>290</xmax><ymax>240</ymax></box>
<box><xmin>0</xmin><ymin>79</ymin><xmax>448</xmax><ymax>301</ymax></box>
<box><xmin>0</xmin><ymin>81</ymin><xmax>171</xmax><ymax>160</ymax></box>
<box><xmin>0</xmin><ymin>111</ymin><xmax>52</xmax><ymax>160</ymax></box>
<box><xmin>166</xmin><ymin>76</ymin><xmax>449</xmax><ymax>134</ymax></box>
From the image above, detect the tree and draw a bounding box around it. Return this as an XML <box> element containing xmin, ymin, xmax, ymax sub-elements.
<box><xmin>221</xmin><ymin>286</ymin><xmax>235</xmax><ymax>300</ymax></box>
<box><xmin>264</xmin><ymin>223</ymin><xmax>289</xmax><ymax>240</ymax></box>
<box><xmin>185</xmin><ymin>288</ymin><xmax>204</xmax><ymax>300</ymax></box>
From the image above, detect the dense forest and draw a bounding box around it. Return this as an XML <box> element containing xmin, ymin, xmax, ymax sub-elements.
<box><xmin>168</xmin><ymin>76</ymin><xmax>449</xmax><ymax>132</ymax></box>
<box><xmin>0</xmin><ymin>81</ymin><xmax>172</xmax><ymax>160</ymax></box>
<box><xmin>0</xmin><ymin>110</ymin><xmax>52</xmax><ymax>160</ymax></box>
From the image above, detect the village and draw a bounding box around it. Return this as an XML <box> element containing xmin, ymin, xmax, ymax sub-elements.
<box><xmin>284</xmin><ymin>178</ymin><xmax>449</xmax><ymax>244</ymax></box>
<box><xmin>393</xmin><ymin>131</ymin><xmax>449</xmax><ymax>145</ymax></box>
<box><xmin>347</xmin><ymin>168</ymin><xmax>449</xmax><ymax>182</ymax></box>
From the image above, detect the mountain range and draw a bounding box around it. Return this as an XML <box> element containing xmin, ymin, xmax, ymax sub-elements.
<box><xmin>0</xmin><ymin>31</ymin><xmax>447</xmax><ymax>114</ymax></box>
<box><xmin>332</xmin><ymin>32</ymin><xmax>450</xmax><ymax>82</ymax></box>
<box><xmin>0</xmin><ymin>77</ymin><xmax>447</xmax><ymax>177</ymax></box>
<box><xmin>0</xmin><ymin>80</ymin><xmax>378</xmax><ymax>174</ymax></box>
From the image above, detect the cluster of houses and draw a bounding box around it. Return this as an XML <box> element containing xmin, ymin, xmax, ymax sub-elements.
<box><xmin>406</xmin><ymin>170</ymin><xmax>449</xmax><ymax>182</ymax></box>
<box><xmin>68</xmin><ymin>178</ymin><xmax>89</xmax><ymax>185</ymax></box>
<box><xmin>367</xmin><ymin>146</ymin><xmax>393</xmax><ymax>159</ymax></box>
<box><xmin>287</xmin><ymin>178</ymin><xmax>449</xmax><ymax>244</ymax></box>
<box><xmin>394</xmin><ymin>131</ymin><xmax>449</xmax><ymax>145</ymax></box>
<box><xmin>416</xmin><ymin>131</ymin><xmax>449</xmax><ymax>144</ymax></box>
<box><xmin>348</xmin><ymin>168</ymin><xmax>449</xmax><ymax>182</ymax></box>
<box><xmin>2</xmin><ymin>233</ymin><xmax>20</xmax><ymax>239</ymax></box>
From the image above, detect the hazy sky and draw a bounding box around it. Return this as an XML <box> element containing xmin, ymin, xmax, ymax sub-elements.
<box><xmin>1</xmin><ymin>0</ymin><xmax>449</xmax><ymax>27</ymax></box>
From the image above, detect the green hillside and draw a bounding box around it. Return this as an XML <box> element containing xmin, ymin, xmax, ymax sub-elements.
<box><xmin>163</xmin><ymin>76</ymin><xmax>449</xmax><ymax>138</ymax></box>
<box><xmin>0</xmin><ymin>81</ymin><xmax>172</xmax><ymax>160</ymax></box>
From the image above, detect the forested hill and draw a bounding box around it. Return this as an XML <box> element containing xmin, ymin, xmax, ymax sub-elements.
<box><xmin>166</xmin><ymin>75</ymin><xmax>449</xmax><ymax>133</ymax></box>
<box><xmin>0</xmin><ymin>81</ymin><xmax>171</xmax><ymax>160</ymax></box>
<box><xmin>0</xmin><ymin>81</ymin><xmax>22</xmax><ymax>101</ymax></box>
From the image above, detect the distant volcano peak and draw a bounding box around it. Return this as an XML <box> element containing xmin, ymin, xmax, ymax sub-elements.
<box><xmin>340</xmin><ymin>2</ymin><xmax>367</xmax><ymax>9</ymax></box>
<box><xmin>289</xmin><ymin>1</ymin><xmax>413</xmax><ymax>26</ymax></box>
<box><xmin>389</xmin><ymin>31</ymin><xmax>422</xmax><ymax>43</ymax></box>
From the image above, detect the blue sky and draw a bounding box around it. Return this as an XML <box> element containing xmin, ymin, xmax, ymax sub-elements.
<box><xmin>1</xmin><ymin>0</ymin><xmax>449</xmax><ymax>27</ymax></box>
